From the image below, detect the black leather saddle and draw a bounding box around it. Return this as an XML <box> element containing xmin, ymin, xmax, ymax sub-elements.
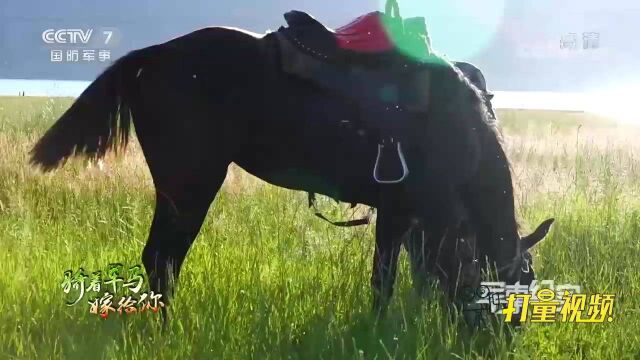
<box><xmin>275</xmin><ymin>10</ymin><xmax>435</xmax><ymax>114</ymax></box>
<box><xmin>274</xmin><ymin>10</ymin><xmax>441</xmax><ymax>184</ymax></box>
<box><xmin>278</xmin><ymin>10</ymin><xmax>431</xmax><ymax>67</ymax></box>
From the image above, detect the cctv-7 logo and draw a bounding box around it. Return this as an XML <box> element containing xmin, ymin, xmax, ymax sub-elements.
<box><xmin>103</xmin><ymin>30</ymin><xmax>113</xmax><ymax>45</ymax></box>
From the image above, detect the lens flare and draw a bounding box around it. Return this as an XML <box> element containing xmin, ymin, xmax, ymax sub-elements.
<box><xmin>377</xmin><ymin>0</ymin><xmax>506</xmax><ymax>60</ymax></box>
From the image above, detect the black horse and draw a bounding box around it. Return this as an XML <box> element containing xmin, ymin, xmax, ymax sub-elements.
<box><xmin>454</xmin><ymin>61</ymin><xmax>496</xmax><ymax>120</ymax></box>
<box><xmin>30</xmin><ymin>18</ymin><xmax>553</xmax><ymax>318</ymax></box>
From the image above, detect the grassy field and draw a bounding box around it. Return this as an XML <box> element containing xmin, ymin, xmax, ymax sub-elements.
<box><xmin>0</xmin><ymin>96</ymin><xmax>639</xmax><ymax>359</ymax></box>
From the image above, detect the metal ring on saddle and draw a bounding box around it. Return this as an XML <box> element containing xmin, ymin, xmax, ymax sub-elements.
<box><xmin>385</xmin><ymin>0</ymin><xmax>401</xmax><ymax>19</ymax></box>
<box><xmin>373</xmin><ymin>140</ymin><xmax>409</xmax><ymax>184</ymax></box>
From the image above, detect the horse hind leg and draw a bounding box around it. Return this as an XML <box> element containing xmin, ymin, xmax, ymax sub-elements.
<box><xmin>141</xmin><ymin>167</ymin><xmax>227</xmax><ymax>322</ymax></box>
<box><xmin>131</xmin><ymin>54</ymin><xmax>248</xmax><ymax>323</ymax></box>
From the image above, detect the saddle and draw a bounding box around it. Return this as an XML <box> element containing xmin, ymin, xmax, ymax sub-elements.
<box><xmin>280</xmin><ymin>10</ymin><xmax>432</xmax><ymax>66</ymax></box>
<box><xmin>275</xmin><ymin>10</ymin><xmax>436</xmax><ymax>185</ymax></box>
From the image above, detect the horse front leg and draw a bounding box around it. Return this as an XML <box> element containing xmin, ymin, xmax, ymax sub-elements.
<box><xmin>404</xmin><ymin>226</ymin><xmax>430</xmax><ymax>297</ymax></box>
<box><xmin>371</xmin><ymin>208</ymin><xmax>411</xmax><ymax>316</ymax></box>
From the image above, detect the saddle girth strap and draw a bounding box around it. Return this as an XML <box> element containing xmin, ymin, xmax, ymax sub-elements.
<box><xmin>307</xmin><ymin>192</ymin><xmax>371</xmax><ymax>227</ymax></box>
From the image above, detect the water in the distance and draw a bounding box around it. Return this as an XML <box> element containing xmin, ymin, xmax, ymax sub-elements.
<box><xmin>0</xmin><ymin>79</ymin><xmax>637</xmax><ymax>124</ymax></box>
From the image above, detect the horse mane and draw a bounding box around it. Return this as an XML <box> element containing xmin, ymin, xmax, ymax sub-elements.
<box><xmin>422</xmin><ymin>52</ymin><xmax>500</xmax><ymax>130</ymax></box>
<box><xmin>428</xmin><ymin>54</ymin><xmax>522</xmax><ymax>233</ymax></box>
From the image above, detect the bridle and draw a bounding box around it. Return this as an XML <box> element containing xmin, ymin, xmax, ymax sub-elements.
<box><xmin>496</xmin><ymin>251</ymin><xmax>532</xmax><ymax>279</ymax></box>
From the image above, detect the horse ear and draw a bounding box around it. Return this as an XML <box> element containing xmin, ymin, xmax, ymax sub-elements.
<box><xmin>521</xmin><ymin>218</ymin><xmax>555</xmax><ymax>250</ymax></box>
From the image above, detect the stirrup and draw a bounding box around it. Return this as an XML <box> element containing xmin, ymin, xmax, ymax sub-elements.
<box><xmin>373</xmin><ymin>139</ymin><xmax>409</xmax><ymax>184</ymax></box>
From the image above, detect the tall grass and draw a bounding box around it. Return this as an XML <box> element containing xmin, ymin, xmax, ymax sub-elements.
<box><xmin>0</xmin><ymin>97</ymin><xmax>638</xmax><ymax>359</ymax></box>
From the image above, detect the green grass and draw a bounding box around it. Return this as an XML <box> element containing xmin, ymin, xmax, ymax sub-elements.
<box><xmin>0</xmin><ymin>97</ymin><xmax>639</xmax><ymax>359</ymax></box>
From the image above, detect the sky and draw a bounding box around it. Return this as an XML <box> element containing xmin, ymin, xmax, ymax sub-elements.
<box><xmin>2</xmin><ymin>0</ymin><xmax>639</xmax><ymax>90</ymax></box>
<box><xmin>0</xmin><ymin>0</ymin><xmax>639</xmax><ymax>122</ymax></box>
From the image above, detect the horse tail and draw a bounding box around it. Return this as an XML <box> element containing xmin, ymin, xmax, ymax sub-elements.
<box><xmin>30</xmin><ymin>47</ymin><xmax>155</xmax><ymax>171</ymax></box>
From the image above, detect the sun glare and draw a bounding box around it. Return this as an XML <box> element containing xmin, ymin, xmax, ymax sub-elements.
<box><xmin>583</xmin><ymin>86</ymin><xmax>640</xmax><ymax>124</ymax></box>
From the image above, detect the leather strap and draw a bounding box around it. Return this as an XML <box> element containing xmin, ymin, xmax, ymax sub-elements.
<box><xmin>307</xmin><ymin>192</ymin><xmax>372</xmax><ymax>227</ymax></box>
